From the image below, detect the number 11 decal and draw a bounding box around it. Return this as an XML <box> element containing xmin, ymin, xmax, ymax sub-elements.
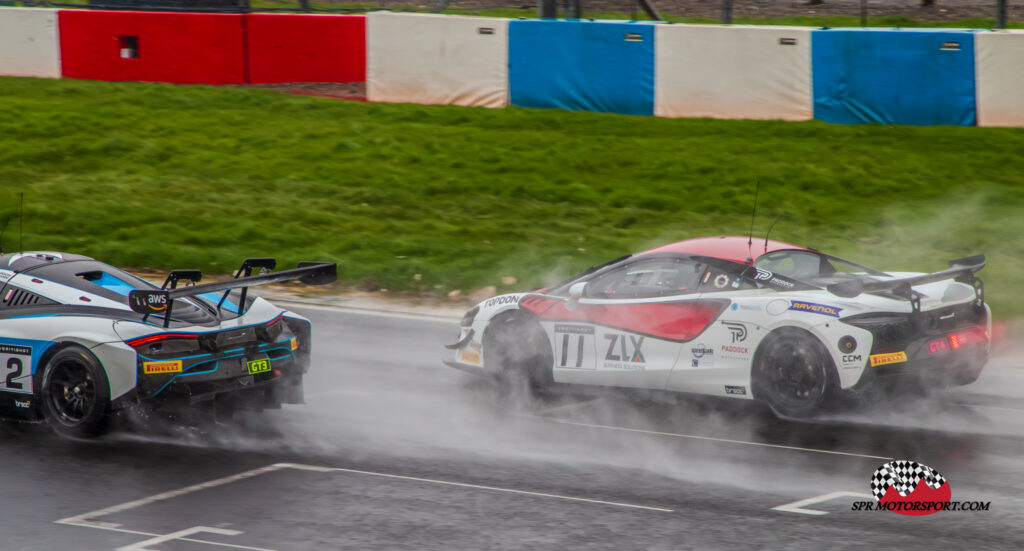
<box><xmin>553</xmin><ymin>324</ymin><xmax>595</xmax><ymax>369</ymax></box>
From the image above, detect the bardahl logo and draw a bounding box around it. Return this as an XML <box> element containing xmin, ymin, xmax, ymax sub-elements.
<box><xmin>484</xmin><ymin>295</ymin><xmax>522</xmax><ymax>308</ymax></box>
<box><xmin>789</xmin><ymin>301</ymin><xmax>842</xmax><ymax>317</ymax></box>
<box><xmin>870</xmin><ymin>351</ymin><xmax>907</xmax><ymax>367</ymax></box>
<box><xmin>143</xmin><ymin>360</ymin><xmax>182</xmax><ymax>374</ymax></box>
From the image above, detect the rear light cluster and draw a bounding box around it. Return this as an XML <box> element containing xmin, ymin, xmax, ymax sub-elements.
<box><xmin>127</xmin><ymin>315</ymin><xmax>293</xmax><ymax>357</ymax></box>
<box><xmin>926</xmin><ymin>327</ymin><xmax>989</xmax><ymax>356</ymax></box>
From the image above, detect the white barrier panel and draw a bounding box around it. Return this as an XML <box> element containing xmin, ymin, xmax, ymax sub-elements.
<box><xmin>655</xmin><ymin>25</ymin><xmax>811</xmax><ymax>121</ymax></box>
<box><xmin>0</xmin><ymin>8</ymin><xmax>61</xmax><ymax>78</ymax></box>
<box><xmin>367</xmin><ymin>12</ymin><xmax>508</xmax><ymax>108</ymax></box>
<box><xmin>976</xmin><ymin>31</ymin><xmax>1024</xmax><ymax>127</ymax></box>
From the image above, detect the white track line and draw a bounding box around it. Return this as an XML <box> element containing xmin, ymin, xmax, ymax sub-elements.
<box><xmin>531</xmin><ymin>417</ymin><xmax>894</xmax><ymax>461</ymax></box>
<box><xmin>56</xmin><ymin>461</ymin><xmax>672</xmax><ymax>546</ymax></box>
<box><xmin>772</xmin><ymin>491</ymin><xmax>873</xmax><ymax>516</ymax></box>
<box><xmin>953</xmin><ymin>402</ymin><xmax>1024</xmax><ymax>413</ymax></box>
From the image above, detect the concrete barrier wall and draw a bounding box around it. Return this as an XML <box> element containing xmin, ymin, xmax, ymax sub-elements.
<box><xmin>0</xmin><ymin>8</ymin><xmax>61</xmax><ymax>78</ymax></box>
<box><xmin>975</xmin><ymin>30</ymin><xmax>1024</xmax><ymax>127</ymax></box>
<box><xmin>655</xmin><ymin>25</ymin><xmax>812</xmax><ymax>121</ymax></box>
<box><xmin>59</xmin><ymin>10</ymin><xmax>247</xmax><ymax>85</ymax></box>
<box><xmin>812</xmin><ymin>29</ymin><xmax>978</xmax><ymax>126</ymax></box>
<box><xmin>509</xmin><ymin>20</ymin><xmax>656</xmax><ymax>116</ymax></box>
<box><xmin>367</xmin><ymin>12</ymin><xmax>508</xmax><ymax>107</ymax></box>
<box><xmin>247</xmin><ymin>14</ymin><xmax>365</xmax><ymax>85</ymax></box>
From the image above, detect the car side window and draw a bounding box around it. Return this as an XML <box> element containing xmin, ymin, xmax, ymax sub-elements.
<box><xmin>755</xmin><ymin>251</ymin><xmax>828</xmax><ymax>279</ymax></box>
<box><xmin>585</xmin><ymin>258</ymin><xmax>705</xmax><ymax>299</ymax></box>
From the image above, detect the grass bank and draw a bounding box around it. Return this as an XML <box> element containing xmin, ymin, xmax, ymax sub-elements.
<box><xmin>0</xmin><ymin>77</ymin><xmax>1021</xmax><ymax>317</ymax></box>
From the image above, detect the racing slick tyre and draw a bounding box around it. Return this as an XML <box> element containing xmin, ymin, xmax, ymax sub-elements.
<box><xmin>752</xmin><ymin>329</ymin><xmax>838</xmax><ymax>419</ymax></box>
<box><xmin>483</xmin><ymin>313</ymin><xmax>553</xmax><ymax>391</ymax></box>
<box><xmin>40</xmin><ymin>346</ymin><xmax>112</xmax><ymax>439</ymax></box>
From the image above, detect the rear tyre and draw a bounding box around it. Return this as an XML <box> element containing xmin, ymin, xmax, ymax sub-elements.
<box><xmin>40</xmin><ymin>347</ymin><xmax>112</xmax><ymax>439</ymax></box>
<box><xmin>753</xmin><ymin>330</ymin><xmax>836</xmax><ymax>419</ymax></box>
<box><xmin>483</xmin><ymin>314</ymin><xmax>553</xmax><ymax>391</ymax></box>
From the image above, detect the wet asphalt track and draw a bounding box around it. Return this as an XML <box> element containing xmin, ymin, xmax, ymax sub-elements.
<box><xmin>2</xmin><ymin>302</ymin><xmax>1023</xmax><ymax>550</ymax></box>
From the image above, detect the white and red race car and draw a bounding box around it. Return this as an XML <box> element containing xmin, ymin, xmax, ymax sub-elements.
<box><xmin>443</xmin><ymin>236</ymin><xmax>990</xmax><ymax>417</ymax></box>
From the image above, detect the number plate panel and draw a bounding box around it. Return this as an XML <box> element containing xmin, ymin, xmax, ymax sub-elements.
<box><xmin>246</xmin><ymin>358</ymin><xmax>272</xmax><ymax>375</ymax></box>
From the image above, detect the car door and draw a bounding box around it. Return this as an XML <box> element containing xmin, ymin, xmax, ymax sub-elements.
<box><xmin>548</xmin><ymin>256</ymin><xmax>714</xmax><ymax>389</ymax></box>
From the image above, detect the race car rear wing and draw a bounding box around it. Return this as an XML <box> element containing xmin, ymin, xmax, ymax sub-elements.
<box><xmin>827</xmin><ymin>255</ymin><xmax>985</xmax><ymax>312</ymax></box>
<box><xmin>128</xmin><ymin>259</ymin><xmax>337</xmax><ymax>326</ymax></box>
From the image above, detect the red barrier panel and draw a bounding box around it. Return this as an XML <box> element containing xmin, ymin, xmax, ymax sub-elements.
<box><xmin>246</xmin><ymin>14</ymin><xmax>365</xmax><ymax>84</ymax></box>
<box><xmin>58</xmin><ymin>10</ymin><xmax>246</xmax><ymax>85</ymax></box>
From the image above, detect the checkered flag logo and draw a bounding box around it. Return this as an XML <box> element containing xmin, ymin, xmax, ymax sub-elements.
<box><xmin>871</xmin><ymin>460</ymin><xmax>947</xmax><ymax>501</ymax></box>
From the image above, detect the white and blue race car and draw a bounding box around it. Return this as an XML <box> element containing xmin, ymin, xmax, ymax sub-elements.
<box><xmin>0</xmin><ymin>251</ymin><xmax>335</xmax><ymax>438</ymax></box>
<box><xmin>444</xmin><ymin>236</ymin><xmax>990</xmax><ymax>417</ymax></box>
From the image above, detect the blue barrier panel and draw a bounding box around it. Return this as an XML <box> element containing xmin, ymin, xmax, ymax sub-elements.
<box><xmin>509</xmin><ymin>20</ymin><xmax>655</xmax><ymax>116</ymax></box>
<box><xmin>812</xmin><ymin>29</ymin><xmax>977</xmax><ymax>125</ymax></box>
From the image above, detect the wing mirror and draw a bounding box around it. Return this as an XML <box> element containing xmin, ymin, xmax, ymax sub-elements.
<box><xmin>566</xmin><ymin>281</ymin><xmax>587</xmax><ymax>311</ymax></box>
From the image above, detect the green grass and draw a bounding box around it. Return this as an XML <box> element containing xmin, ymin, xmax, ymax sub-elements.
<box><xmin>1</xmin><ymin>77</ymin><xmax>1022</xmax><ymax>318</ymax></box>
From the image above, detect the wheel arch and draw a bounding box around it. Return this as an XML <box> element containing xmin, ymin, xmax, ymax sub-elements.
<box><xmin>749</xmin><ymin>325</ymin><xmax>837</xmax><ymax>402</ymax></box>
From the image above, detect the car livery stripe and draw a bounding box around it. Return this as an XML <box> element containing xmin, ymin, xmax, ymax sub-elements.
<box><xmin>531</xmin><ymin>299</ymin><xmax>729</xmax><ymax>342</ymax></box>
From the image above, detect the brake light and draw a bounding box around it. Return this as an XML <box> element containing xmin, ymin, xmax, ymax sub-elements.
<box><xmin>127</xmin><ymin>333</ymin><xmax>202</xmax><ymax>356</ymax></box>
<box><xmin>926</xmin><ymin>327</ymin><xmax>988</xmax><ymax>356</ymax></box>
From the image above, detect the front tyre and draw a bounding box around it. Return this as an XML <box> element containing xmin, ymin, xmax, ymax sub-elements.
<box><xmin>40</xmin><ymin>347</ymin><xmax>112</xmax><ymax>439</ymax></box>
<box><xmin>753</xmin><ymin>330</ymin><xmax>837</xmax><ymax>419</ymax></box>
<box><xmin>483</xmin><ymin>314</ymin><xmax>553</xmax><ymax>391</ymax></box>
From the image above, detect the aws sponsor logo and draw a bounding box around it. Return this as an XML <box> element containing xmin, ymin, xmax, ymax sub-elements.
<box><xmin>870</xmin><ymin>351</ymin><xmax>907</xmax><ymax>367</ymax></box>
<box><xmin>484</xmin><ymin>295</ymin><xmax>522</xmax><ymax>309</ymax></box>
<box><xmin>789</xmin><ymin>301</ymin><xmax>842</xmax><ymax>317</ymax></box>
<box><xmin>603</xmin><ymin>334</ymin><xmax>645</xmax><ymax>369</ymax></box>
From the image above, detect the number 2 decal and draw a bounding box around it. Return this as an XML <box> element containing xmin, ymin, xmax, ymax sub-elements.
<box><xmin>0</xmin><ymin>344</ymin><xmax>33</xmax><ymax>395</ymax></box>
<box><xmin>5</xmin><ymin>358</ymin><xmax>23</xmax><ymax>390</ymax></box>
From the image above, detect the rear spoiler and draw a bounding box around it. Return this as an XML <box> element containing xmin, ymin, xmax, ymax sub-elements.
<box><xmin>827</xmin><ymin>255</ymin><xmax>985</xmax><ymax>310</ymax></box>
<box><xmin>128</xmin><ymin>259</ymin><xmax>337</xmax><ymax>325</ymax></box>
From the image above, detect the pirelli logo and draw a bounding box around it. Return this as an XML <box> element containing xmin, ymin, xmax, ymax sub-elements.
<box><xmin>870</xmin><ymin>351</ymin><xmax>908</xmax><ymax>367</ymax></box>
<box><xmin>143</xmin><ymin>360</ymin><xmax>183</xmax><ymax>374</ymax></box>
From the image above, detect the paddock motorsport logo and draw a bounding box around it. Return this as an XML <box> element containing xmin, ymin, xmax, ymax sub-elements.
<box><xmin>851</xmin><ymin>460</ymin><xmax>990</xmax><ymax>515</ymax></box>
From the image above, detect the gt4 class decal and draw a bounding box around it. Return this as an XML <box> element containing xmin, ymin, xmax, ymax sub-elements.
<box><xmin>789</xmin><ymin>301</ymin><xmax>842</xmax><ymax>317</ymax></box>
<box><xmin>0</xmin><ymin>344</ymin><xmax>33</xmax><ymax>395</ymax></box>
<box><xmin>554</xmin><ymin>324</ymin><xmax>595</xmax><ymax>369</ymax></box>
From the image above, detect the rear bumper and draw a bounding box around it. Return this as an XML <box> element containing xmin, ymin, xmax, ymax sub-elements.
<box><xmin>131</xmin><ymin>317</ymin><xmax>313</xmax><ymax>410</ymax></box>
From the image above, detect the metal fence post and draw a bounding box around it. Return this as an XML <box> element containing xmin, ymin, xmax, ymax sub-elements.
<box><xmin>539</xmin><ymin>0</ymin><xmax>557</xmax><ymax>18</ymax></box>
<box><xmin>721</xmin><ymin>0</ymin><xmax>733</xmax><ymax>24</ymax></box>
<box><xmin>996</xmin><ymin>0</ymin><xmax>1008</xmax><ymax>29</ymax></box>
